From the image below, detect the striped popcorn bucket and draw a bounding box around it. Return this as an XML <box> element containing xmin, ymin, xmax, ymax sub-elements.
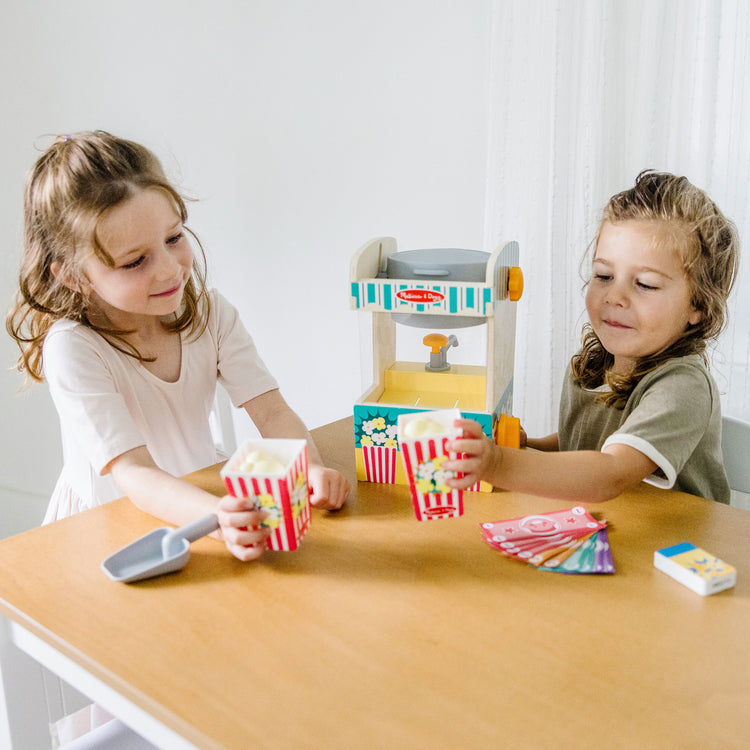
<box><xmin>397</xmin><ymin>410</ymin><xmax>463</xmax><ymax>521</ymax></box>
<box><xmin>221</xmin><ymin>439</ymin><xmax>311</xmax><ymax>551</ymax></box>
<box><xmin>362</xmin><ymin>444</ymin><xmax>399</xmax><ymax>483</ymax></box>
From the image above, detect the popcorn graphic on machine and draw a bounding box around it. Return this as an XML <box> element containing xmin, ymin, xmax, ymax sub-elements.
<box><xmin>350</xmin><ymin>237</ymin><xmax>523</xmax><ymax>492</ymax></box>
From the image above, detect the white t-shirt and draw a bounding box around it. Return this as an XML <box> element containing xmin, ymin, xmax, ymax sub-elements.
<box><xmin>42</xmin><ymin>289</ymin><xmax>278</xmax><ymax>521</ymax></box>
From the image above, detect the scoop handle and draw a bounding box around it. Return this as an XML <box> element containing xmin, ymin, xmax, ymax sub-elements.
<box><xmin>161</xmin><ymin>513</ymin><xmax>220</xmax><ymax>557</ymax></box>
<box><xmin>173</xmin><ymin>513</ymin><xmax>220</xmax><ymax>543</ymax></box>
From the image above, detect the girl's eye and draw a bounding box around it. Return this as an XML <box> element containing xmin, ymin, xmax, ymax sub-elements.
<box><xmin>166</xmin><ymin>232</ymin><xmax>184</xmax><ymax>245</ymax></box>
<box><xmin>636</xmin><ymin>281</ymin><xmax>658</xmax><ymax>291</ymax></box>
<box><xmin>121</xmin><ymin>256</ymin><xmax>145</xmax><ymax>270</ymax></box>
<box><xmin>593</xmin><ymin>273</ymin><xmax>612</xmax><ymax>282</ymax></box>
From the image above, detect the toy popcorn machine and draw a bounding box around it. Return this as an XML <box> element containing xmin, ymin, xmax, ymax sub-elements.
<box><xmin>350</xmin><ymin>237</ymin><xmax>523</xmax><ymax>491</ymax></box>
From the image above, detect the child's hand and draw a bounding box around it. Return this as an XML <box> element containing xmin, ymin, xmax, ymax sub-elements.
<box><xmin>308</xmin><ymin>465</ymin><xmax>350</xmax><ymax>510</ymax></box>
<box><xmin>216</xmin><ymin>495</ymin><xmax>270</xmax><ymax>561</ymax></box>
<box><xmin>444</xmin><ymin>418</ymin><xmax>502</xmax><ymax>490</ymax></box>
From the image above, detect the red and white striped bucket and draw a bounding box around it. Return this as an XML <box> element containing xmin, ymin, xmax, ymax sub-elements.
<box><xmin>221</xmin><ymin>439</ymin><xmax>311</xmax><ymax>551</ymax></box>
<box><xmin>362</xmin><ymin>445</ymin><xmax>398</xmax><ymax>483</ymax></box>
<box><xmin>397</xmin><ymin>410</ymin><xmax>463</xmax><ymax>521</ymax></box>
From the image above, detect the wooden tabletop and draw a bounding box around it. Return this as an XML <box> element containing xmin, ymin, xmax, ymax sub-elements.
<box><xmin>0</xmin><ymin>417</ymin><xmax>748</xmax><ymax>749</ymax></box>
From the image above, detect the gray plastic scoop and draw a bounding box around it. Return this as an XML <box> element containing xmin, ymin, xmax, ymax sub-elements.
<box><xmin>101</xmin><ymin>513</ymin><xmax>219</xmax><ymax>583</ymax></box>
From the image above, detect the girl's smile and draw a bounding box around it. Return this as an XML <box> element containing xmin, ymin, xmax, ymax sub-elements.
<box><xmin>586</xmin><ymin>220</ymin><xmax>702</xmax><ymax>374</ymax></box>
<box><xmin>151</xmin><ymin>284</ymin><xmax>183</xmax><ymax>298</ymax></box>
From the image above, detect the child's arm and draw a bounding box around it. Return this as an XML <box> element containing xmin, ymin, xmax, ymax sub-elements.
<box><xmin>524</xmin><ymin>432</ymin><xmax>559</xmax><ymax>452</ymax></box>
<box><xmin>445</xmin><ymin>419</ymin><xmax>657</xmax><ymax>503</ymax></box>
<box><xmin>109</xmin><ymin>446</ymin><xmax>269</xmax><ymax>561</ymax></box>
<box><xmin>241</xmin><ymin>389</ymin><xmax>350</xmax><ymax>510</ymax></box>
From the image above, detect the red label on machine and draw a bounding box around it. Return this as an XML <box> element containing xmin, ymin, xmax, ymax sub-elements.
<box><xmin>396</xmin><ymin>289</ymin><xmax>445</xmax><ymax>304</ymax></box>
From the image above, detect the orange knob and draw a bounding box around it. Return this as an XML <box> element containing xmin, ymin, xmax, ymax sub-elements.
<box><xmin>423</xmin><ymin>333</ymin><xmax>449</xmax><ymax>354</ymax></box>
<box><xmin>508</xmin><ymin>266</ymin><xmax>524</xmax><ymax>302</ymax></box>
<box><xmin>495</xmin><ymin>414</ymin><xmax>521</xmax><ymax>448</ymax></box>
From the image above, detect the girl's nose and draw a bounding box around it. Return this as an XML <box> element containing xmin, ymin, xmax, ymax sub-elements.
<box><xmin>604</xmin><ymin>281</ymin><xmax>629</xmax><ymax>307</ymax></box>
<box><xmin>155</xmin><ymin>246</ymin><xmax>180</xmax><ymax>278</ymax></box>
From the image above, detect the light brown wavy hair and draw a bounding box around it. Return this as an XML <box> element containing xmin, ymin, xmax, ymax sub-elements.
<box><xmin>6</xmin><ymin>130</ymin><xmax>210</xmax><ymax>383</ymax></box>
<box><xmin>572</xmin><ymin>170</ymin><xmax>739</xmax><ymax>408</ymax></box>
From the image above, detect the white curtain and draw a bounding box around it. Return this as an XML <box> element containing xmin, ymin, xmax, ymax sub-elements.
<box><xmin>485</xmin><ymin>0</ymin><xmax>750</xmax><ymax>437</ymax></box>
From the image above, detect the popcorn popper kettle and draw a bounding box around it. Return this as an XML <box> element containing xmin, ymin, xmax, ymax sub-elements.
<box><xmin>350</xmin><ymin>238</ymin><xmax>523</xmax><ymax>490</ymax></box>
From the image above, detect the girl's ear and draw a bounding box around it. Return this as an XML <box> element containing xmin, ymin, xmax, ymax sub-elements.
<box><xmin>50</xmin><ymin>261</ymin><xmax>89</xmax><ymax>294</ymax></box>
<box><xmin>688</xmin><ymin>307</ymin><xmax>702</xmax><ymax>326</ymax></box>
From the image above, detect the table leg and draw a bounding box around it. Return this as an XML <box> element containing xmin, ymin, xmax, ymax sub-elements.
<box><xmin>0</xmin><ymin>615</ymin><xmax>54</xmax><ymax>749</ymax></box>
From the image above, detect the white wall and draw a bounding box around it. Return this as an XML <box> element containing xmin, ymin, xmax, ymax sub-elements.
<box><xmin>0</xmin><ymin>2</ymin><xmax>492</xmax><ymax>509</ymax></box>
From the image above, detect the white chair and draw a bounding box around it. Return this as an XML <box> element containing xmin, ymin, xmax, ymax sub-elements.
<box><xmin>721</xmin><ymin>415</ymin><xmax>750</xmax><ymax>495</ymax></box>
<box><xmin>58</xmin><ymin>718</ymin><xmax>155</xmax><ymax>749</ymax></box>
<box><xmin>209</xmin><ymin>385</ymin><xmax>238</xmax><ymax>458</ymax></box>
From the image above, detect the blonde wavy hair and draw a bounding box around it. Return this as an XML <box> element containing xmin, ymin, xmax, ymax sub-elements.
<box><xmin>572</xmin><ymin>170</ymin><xmax>739</xmax><ymax>408</ymax></box>
<box><xmin>6</xmin><ymin>131</ymin><xmax>210</xmax><ymax>382</ymax></box>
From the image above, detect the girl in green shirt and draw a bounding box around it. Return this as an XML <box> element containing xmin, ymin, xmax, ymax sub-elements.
<box><xmin>446</xmin><ymin>170</ymin><xmax>738</xmax><ymax>503</ymax></box>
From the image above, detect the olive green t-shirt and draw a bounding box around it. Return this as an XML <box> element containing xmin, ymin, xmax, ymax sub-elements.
<box><xmin>558</xmin><ymin>354</ymin><xmax>729</xmax><ymax>504</ymax></box>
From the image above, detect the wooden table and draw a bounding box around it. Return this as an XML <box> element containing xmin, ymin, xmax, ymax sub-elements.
<box><xmin>0</xmin><ymin>417</ymin><xmax>748</xmax><ymax>749</ymax></box>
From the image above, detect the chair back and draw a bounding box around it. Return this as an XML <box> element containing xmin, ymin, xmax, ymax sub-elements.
<box><xmin>209</xmin><ymin>385</ymin><xmax>237</xmax><ymax>458</ymax></box>
<box><xmin>721</xmin><ymin>415</ymin><xmax>750</xmax><ymax>494</ymax></box>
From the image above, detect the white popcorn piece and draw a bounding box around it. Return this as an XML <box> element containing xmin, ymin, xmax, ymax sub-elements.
<box><xmin>239</xmin><ymin>450</ymin><xmax>285</xmax><ymax>475</ymax></box>
<box><xmin>402</xmin><ymin>417</ymin><xmax>448</xmax><ymax>438</ymax></box>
